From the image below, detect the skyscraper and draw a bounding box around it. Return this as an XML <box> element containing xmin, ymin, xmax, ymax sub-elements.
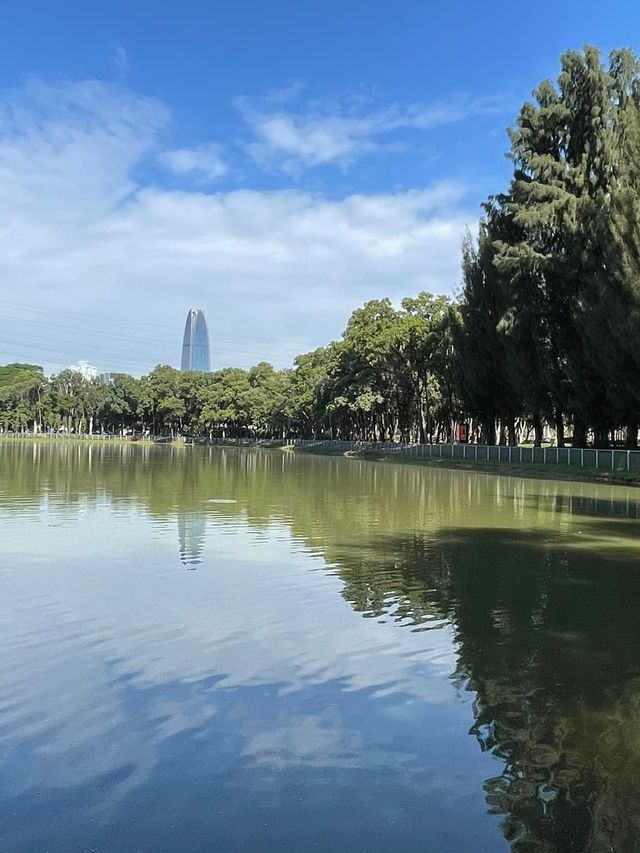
<box><xmin>181</xmin><ymin>309</ymin><xmax>211</xmax><ymax>372</ymax></box>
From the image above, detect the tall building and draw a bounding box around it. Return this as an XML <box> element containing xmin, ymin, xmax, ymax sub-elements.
<box><xmin>69</xmin><ymin>361</ymin><xmax>98</xmax><ymax>380</ymax></box>
<box><xmin>180</xmin><ymin>309</ymin><xmax>211</xmax><ymax>372</ymax></box>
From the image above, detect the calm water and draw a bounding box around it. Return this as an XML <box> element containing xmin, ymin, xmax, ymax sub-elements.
<box><xmin>2</xmin><ymin>443</ymin><xmax>640</xmax><ymax>852</ymax></box>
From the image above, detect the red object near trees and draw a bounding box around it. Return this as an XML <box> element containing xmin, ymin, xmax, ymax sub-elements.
<box><xmin>457</xmin><ymin>423</ymin><xmax>469</xmax><ymax>443</ymax></box>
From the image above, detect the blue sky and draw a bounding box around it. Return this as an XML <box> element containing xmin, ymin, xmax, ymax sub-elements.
<box><xmin>1</xmin><ymin>0</ymin><xmax>638</xmax><ymax>374</ymax></box>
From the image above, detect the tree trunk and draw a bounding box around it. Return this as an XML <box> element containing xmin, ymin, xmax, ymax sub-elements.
<box><xmin>625</xmin><ymin>422</ymin><xmax>638</xmax><ymax>449</ymax></box>
<box><xmin>532</xmin><ymin>412</ymin><xmax>543</xmax><ymax>448</ymax></box>
<box><xmin>593</xmin><ymin>426</ymin><xmax>609</xmax><ymax>449</ymax></box>
<box><xmin>554</xmin><ymin>407</ymin><xmax>565</xmax><ymax>448</ymax></box>
<box><xmin>484</xmin><ymin>418</ymin><xmax>496</xmax><ymax>446</ymax></box>
<box><xmin>573</xmin><ymin>416</ymin><xmax>587</xmax><ymax>449</ymax></box>
<box><xmin>423</xmin><ymin>389</ymin><xmax>431</xmax><ymax>444</ymax></box>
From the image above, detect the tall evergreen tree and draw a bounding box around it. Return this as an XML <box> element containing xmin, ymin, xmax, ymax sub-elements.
<box><xmin>492</xmin><ymin>45</ymin><xmax>640</xmax><ymax>446</ymax></box>
<box><xmin>454</xmin><ymin>228</ymin><xmax>520</xmax><ymax>445</ymax></box>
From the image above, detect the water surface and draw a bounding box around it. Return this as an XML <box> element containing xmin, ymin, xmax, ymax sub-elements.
<box><xmin>2</xmin><ymin>442</ymin><xmax>640</xmax><ymax>851</ymax></box>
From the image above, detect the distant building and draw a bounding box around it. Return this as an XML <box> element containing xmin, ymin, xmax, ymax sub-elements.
<box><xmin>69</xmin><ymin>361</ymin><xmax>98</xmax><ymax>380</ymax></box>
<box><xmin>99</xmin><ymin>372</ymin><xmax>126</xmax><ymax>385</ymax></box>
<box><xmin>181</xmin><ymin>309</ymin><xmax>211</xmax><ymax>372</ymax></box>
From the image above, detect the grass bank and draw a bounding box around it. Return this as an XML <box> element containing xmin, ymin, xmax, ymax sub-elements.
<box><xmin>286</xmin><ymin>444</ymin><xmax>640</xmax><ymax>487</ymax></box>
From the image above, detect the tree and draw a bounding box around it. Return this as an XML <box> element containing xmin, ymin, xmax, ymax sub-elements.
<box><xmin>453</xmin><ymin>230</ymin><xmax>520</xmax><ymax>445</ymax></box>
<box><xmin>291</xmin><ymin>346</ymin><xmax>341</xmax><ymax>438</ymax></box>
<box><xmin>493</xmin><ymin>45</ymin><xmax>640</xmax><ymax>447</ymax></box>
<box><xmin>0</xmin><ymin>363</ymin><xmax>44</xmax><ymax>433</ymax></box>
<box><xmin>50</xmin><ymin>370</ymin><xmax>87</xmax><ymax>433</ymax></box>
<box><xmin>247</xmin><ymin>362</ymin><xmax>294</xmax><ymax>438</ymax></box>
<box><xmin>141</xmin><ymin>366</ymin><xmax>183</xmax><ymax>435</ymax></box>
<box><xmin>199</xmin><ymin>368</ymin><xmax>253</xmax><ymax>438</ymax></box>
<box><xmin>105</xmin><ymin>374</ymin><xmax>142</xmax><ymax>435</ymax></box>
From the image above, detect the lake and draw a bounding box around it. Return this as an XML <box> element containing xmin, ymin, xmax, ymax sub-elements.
<box><xmin>2</xmin><ymin>441</ymin><xmax>640</xmax><ymax>852</ymax></box>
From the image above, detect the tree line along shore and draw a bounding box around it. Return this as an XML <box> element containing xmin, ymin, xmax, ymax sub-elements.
<box><xmin>3</xmin><ymin>46</ymin><xmax>640</xmax><ymax>450</ymax></box>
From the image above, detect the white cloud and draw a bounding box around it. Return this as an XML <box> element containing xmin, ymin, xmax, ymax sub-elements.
<box><xmin>0</xmin><ymin>79</ymin><xmax>476</xmax><ymax>375</ymax></box>
<box><xmin>237</xmin><ymin>91</ymin><xmax>508</xmax><ymax>172</ymax></box>
<box><xmin>245</xmin><ymin>113</ymin><xmax>378</xmax><ymax>171</ymax></box>
<box><xmin>112</xmin><ymin>45</ymin><xmax>129</xmax><ymax>83</ymax></box>
<box><xmin>159</xmin><ymin>142</ymin><xmax>228</xmax><ymax>182</ymax></box>
<box><xmin>0</xmin><ymin>79</ymin><xmax>168</xmax><ymax>225</ymax></box>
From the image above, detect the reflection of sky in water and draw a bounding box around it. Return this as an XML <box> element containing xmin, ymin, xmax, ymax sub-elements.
<box><xmin>5</xmin><ymin>445</ymin><xmax>640</xmax><ymax>851</ymax></box>
<box><xmin>0</xmin><ymin>493</ymin><xmax>505</xmax><ymax>852</ymax></box>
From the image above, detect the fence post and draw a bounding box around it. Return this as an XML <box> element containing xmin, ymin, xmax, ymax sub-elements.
<box><xmin>596</xmin><ymin>449</ymin><xmax>599</xmax><ymax>470</ymax></box>
<box><xmin>628</xmin><ymin>450</ymin><xmax>631</xmax><ymax>472</ymax></box>
<box><xmin>475</xmin><ymin>444</ymin><xmax>478</xmax><ymax>462</ymax></box>
<box><xmin>509</xmin><ymin>446</ymin><xmax>512</xmax><ymax>463</ymax></box>
<box><xmin>544</xmin><ymin>447</ymin><xmax>547</xmax><ymax>465</ymax></box>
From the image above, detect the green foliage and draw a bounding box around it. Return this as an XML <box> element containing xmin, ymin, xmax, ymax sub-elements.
<box><xmin>463</xmin><ymin>45</ymin><xmax>640</xmax><ymax>447</ymax></box>
<box><xmin>0</xmin><ymin>364</ymin><xmax>44</xmax><ymax>432</ymax></box>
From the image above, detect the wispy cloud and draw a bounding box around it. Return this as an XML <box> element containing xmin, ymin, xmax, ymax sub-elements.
<box><xmin>236</xmin><ymin>90</ymin><xmax>509</xmax><ymax>173</ymax></box>
<box><xmin>112</xmin><ymin>45</ymin><xmax>129</xmax><ymax>83</ymax></box>
<box><xmin>159</xmin><ymin>142</ymin><xmax>228</xmax><ymax>182</ymax></box>
<box><xmin>0</xmin><ymin>79</ymin><xmax>168</xmax><ymax>225</ymax></box>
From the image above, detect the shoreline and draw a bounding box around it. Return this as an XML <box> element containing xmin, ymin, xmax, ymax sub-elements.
<box><xmin>3</xmin><ymin>436</ymin><xmax>639</xmax><ymax>487</ymax></box>
<box><xmin>286</xmin><ymin>445</ymin><xmax>640</xmax><ymax>487</ymax></box>
<box><xmin>0</xmin><ymin>435</ymin><xmax>164</xmax><ymax>446</ymax></box>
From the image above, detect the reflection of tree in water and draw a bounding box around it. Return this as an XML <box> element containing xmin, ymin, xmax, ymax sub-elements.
<box><xmin>5</xmin><ymin>441</ymin><xmax>640</xmax><ymax>848</ymax></box>
<box><xmin>178</xmin><ymin>512</ymin><xmax>207</xmax><ymax>567</ymax></box>
<box><xmin>336</xmin><ymin>529</ymin><xmax>640</xmax><ymax>851</ymax></box>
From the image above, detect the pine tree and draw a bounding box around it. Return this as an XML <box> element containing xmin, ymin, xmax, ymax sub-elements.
<box><xmin>493</xmin><ymin>46</ymin><xmax>640</xmax><ymax>446</ymax></box>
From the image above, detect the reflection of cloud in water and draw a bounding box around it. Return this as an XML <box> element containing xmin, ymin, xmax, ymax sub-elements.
<box><xmin>5</xmin><ymin>444</ymin><xmax>640</xmax><ymax>850</ymax></box>
<box><xmin>178</xmin><ymin>512</ymin><xmax>207</xmax><ymax>567</ymax></box>
<box><xmin>0</xmin><ymin>510</ymin><xmax>495</xmax><ymax>851</ymax></box>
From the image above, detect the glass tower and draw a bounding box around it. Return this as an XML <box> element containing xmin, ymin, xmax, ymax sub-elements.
<box><xmin>181</xmin><ymin>309</ymin><xmax>211</xmax><ymax>372</ymax></box>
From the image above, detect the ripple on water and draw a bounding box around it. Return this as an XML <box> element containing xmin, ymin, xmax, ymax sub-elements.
<box><xmin>3</xmin><ymin>443</ymin><xmax>640</xmax><ymax>852</ymax></box>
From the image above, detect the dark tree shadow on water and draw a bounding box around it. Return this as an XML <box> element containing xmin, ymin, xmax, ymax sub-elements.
<box><xmin>332</xmin><ymin>526</ymin><xmax>640</xmax><ymax>853</ymax></box>
<box><xmin>526</xmin><ymin>491</ymin><xmax>640</xmax><ymax>522</ymax></box>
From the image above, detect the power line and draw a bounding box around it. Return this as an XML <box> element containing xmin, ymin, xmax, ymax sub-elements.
<box><xmin>0</xmin><ymin>317</ymin><xmax>305</xmax><ymax>361</ymax></box>
<box><xmin>0</xmin><ymin>299</ymin><xmax>317</xmax><ymax>349</ymax></box>
<box><xmin>0</xmin><ymin>329</ymin><xmax>307</xmax><ymax>373</ymax></box>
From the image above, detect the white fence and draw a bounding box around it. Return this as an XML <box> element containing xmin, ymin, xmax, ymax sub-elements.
<box><xmin>208</xmin><ymin>438</ymin><xmax>640</xmax><ymax>472</ymax></box>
